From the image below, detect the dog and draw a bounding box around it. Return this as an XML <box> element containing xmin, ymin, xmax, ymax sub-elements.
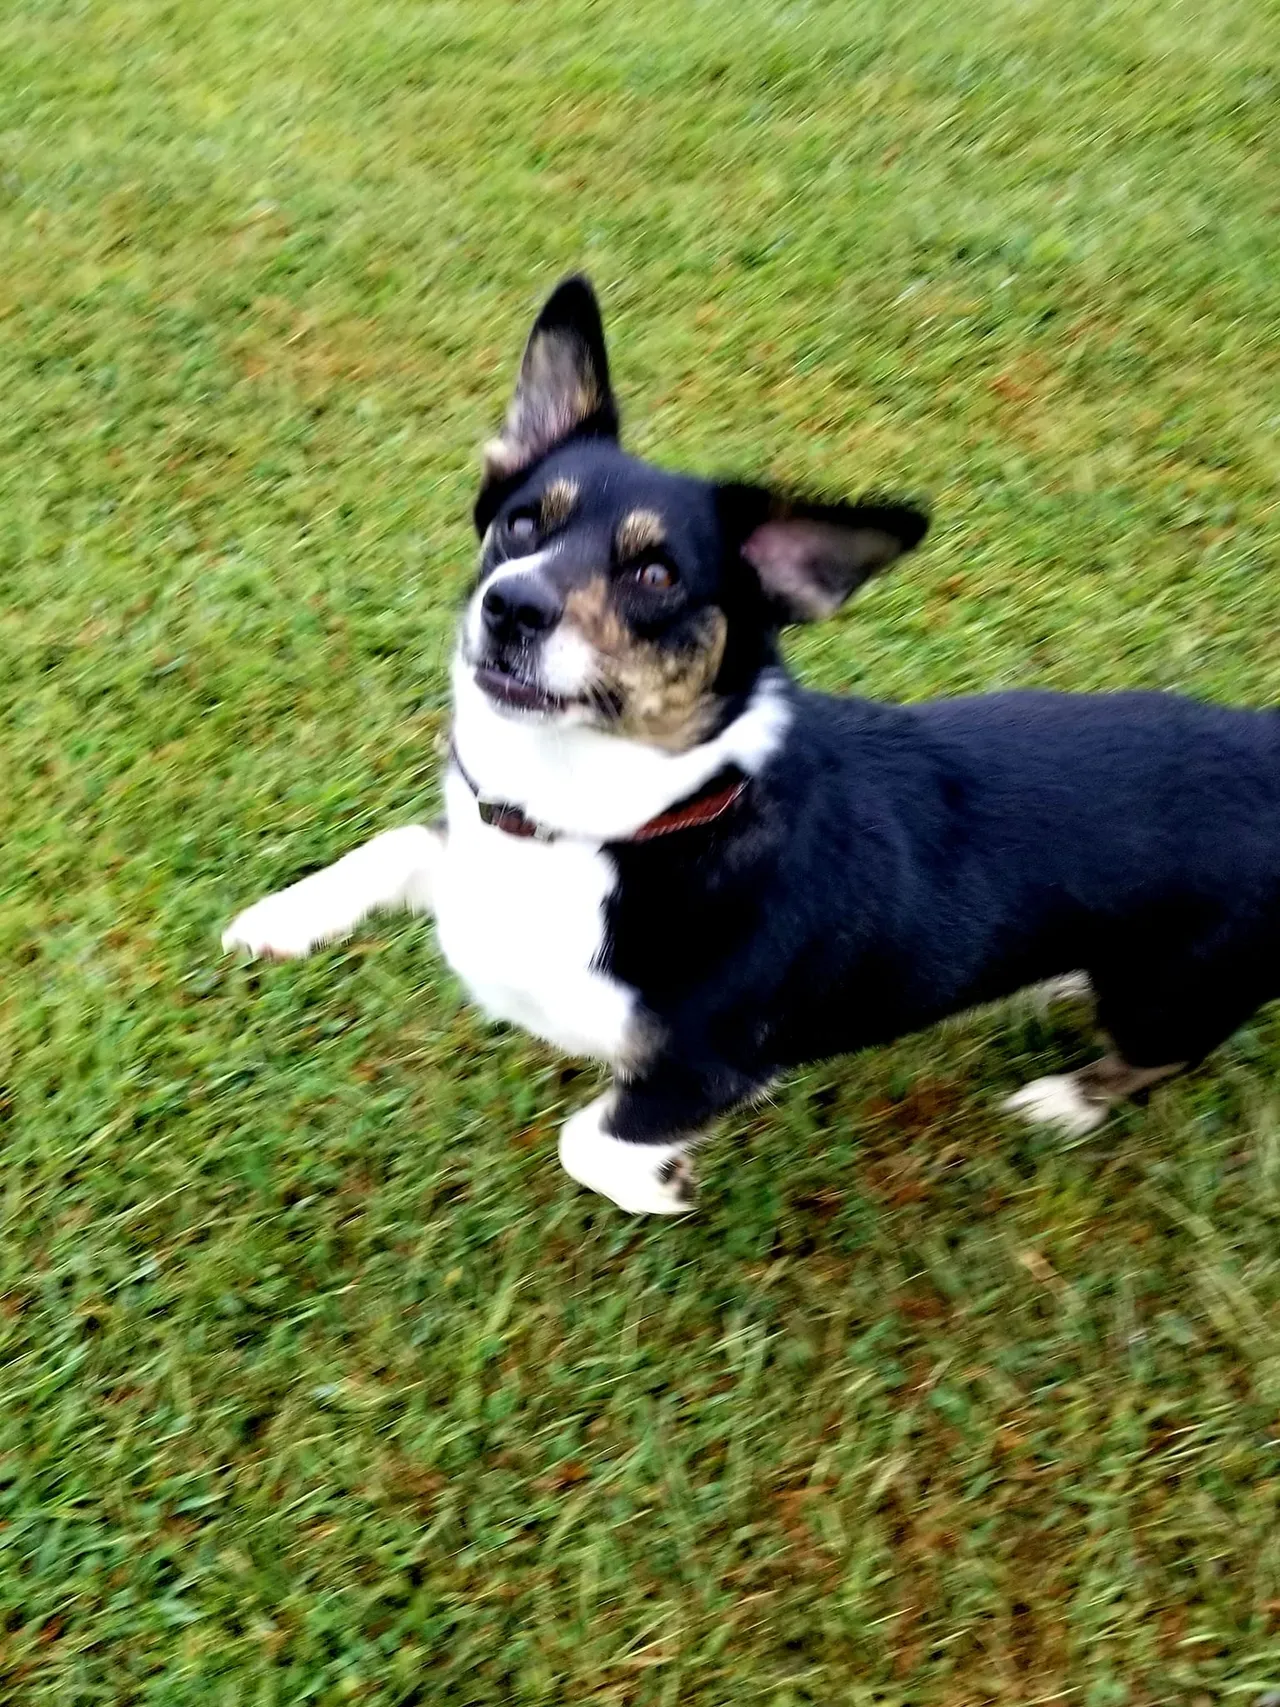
<box><xmin>223</xmin><ymin>275</ymin><xmax>1280</xmax><ymax>1214</ymax></box>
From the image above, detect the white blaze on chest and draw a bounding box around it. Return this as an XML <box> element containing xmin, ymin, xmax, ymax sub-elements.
<box><xmin>433</xmin><ymin>769</ymin><xmax>637</xmax><ymax>1063</ymax></box>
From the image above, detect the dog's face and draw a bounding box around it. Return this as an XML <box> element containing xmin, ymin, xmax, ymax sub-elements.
<box><xmin>459</xmin><ymin>277</ymin><xmax>929</xmax><ymax>750</ymax></box>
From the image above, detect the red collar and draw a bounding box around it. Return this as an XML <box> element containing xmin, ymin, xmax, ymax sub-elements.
<box><xmin>450</xmin><ymin>742</ymin><xmax>749</xmax><ymax>844</ymax></box>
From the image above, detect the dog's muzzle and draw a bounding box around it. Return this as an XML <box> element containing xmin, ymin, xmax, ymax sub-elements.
<box><xmin>469</xmin><ymin>563</ymin><xmax>586</xmax><ymax>715</ymax></box>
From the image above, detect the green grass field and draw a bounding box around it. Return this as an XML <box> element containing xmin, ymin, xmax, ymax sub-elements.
<box><xmin>4</xmin><ymin>0</ymin><xmax>1280</xmax><ymax>1699</ymax></box>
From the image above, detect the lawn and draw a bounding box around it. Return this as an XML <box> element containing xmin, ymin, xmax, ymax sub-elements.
<box><xmin>3</xmin><ymin>0</ymin><xmax>1280</xmax><ymax>1699</ymax></box>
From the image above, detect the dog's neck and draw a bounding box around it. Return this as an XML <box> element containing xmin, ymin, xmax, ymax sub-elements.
<box><xmin>450</xmin><ymin>656</ymin><xmax>792</xmax><ymax>843</ymax></box>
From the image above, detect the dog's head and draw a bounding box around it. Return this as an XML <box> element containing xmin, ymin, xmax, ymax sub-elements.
<box><xmin>460</xmin><ymin>277</ymin><xmax>928</xmax><ymax>751</ymax></box>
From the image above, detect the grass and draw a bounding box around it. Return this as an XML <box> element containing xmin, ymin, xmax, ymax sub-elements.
<box><xmin>2</xmin><ymin>0</ymin><xmax>1280</xmax><ymax>1698</ymax></box>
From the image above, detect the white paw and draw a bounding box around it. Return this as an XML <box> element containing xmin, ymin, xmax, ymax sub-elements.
<box><xmin>221</xmin><ymin>879</ymin><xmax>349</xmax><ymax>960</ymax></box>
<box><xmin>558</xmin><ymin>1097</ymin><xmax>695</xmax><ymax>1216</ymax></box>
<box><xmin>1003</xmin><ymin>1074</ymin><xmax>1107</xmax><ymax>1138</ymax></box>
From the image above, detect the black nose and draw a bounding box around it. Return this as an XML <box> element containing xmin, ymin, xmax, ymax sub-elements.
<box><xmin>481</xmin><ymin>573</ymin><xmax>562</xmax><ymax>642</ymax></box>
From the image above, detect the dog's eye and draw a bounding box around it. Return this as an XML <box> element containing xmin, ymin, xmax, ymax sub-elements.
<box><xmin>635</xmin><ymin>561</ymin><xmax>676</xmax><ymax>591</ymax></box>
<box><xmin>506</xmin><ymin>509</ymin><xmax>539</xmax><ymax>548</ymax></box>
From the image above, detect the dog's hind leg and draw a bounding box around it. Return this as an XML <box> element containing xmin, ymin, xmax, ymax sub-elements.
<box><xmin>222</xmin><ymin>824</ymin><xmax>445</xmax><ymax>960</ymax></box>
<box><xmin>1003</xmin><ymin>1052</ymin><xmax>1183</xmax><ymax>1138</ymax></box>
<box><xmin>1002</xmin><ymin>933</ymin><xmax>1275</xmax><ymax>1137</ymax></box>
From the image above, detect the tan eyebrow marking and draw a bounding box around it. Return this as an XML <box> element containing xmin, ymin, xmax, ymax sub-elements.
<box><xmin>616</xmin><ymin>508</ymin><xmax>665</xmax><ymax>559</ymax></box>
<box><xmin>540</xmin><ymin>477</ymin><xmax>580</xmax><ymax>529</ymax></box>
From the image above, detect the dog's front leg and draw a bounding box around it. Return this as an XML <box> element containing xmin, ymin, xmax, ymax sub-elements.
<box><xmin>558</xmin><ymin>1094</ymin><xmax>696</xmax><ymax>1216</ymax></box>
<box><xmin>222</xmin><ymin>824</ymin><xmax>444</xmax><ymax>960</ymax></box>
<box><xmin>558</xmin><ymin>1062</ymin><xmax>762</xmax><ymax>1216</ymax></box>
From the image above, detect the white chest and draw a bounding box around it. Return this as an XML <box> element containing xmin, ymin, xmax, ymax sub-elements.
<box><xmin>433</xmin><ymin>770</ymin><xmax>638</xmax><ymax>1063</ymax></box>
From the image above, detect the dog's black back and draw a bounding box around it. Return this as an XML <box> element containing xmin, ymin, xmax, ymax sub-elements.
<box><xmin>609</xmin><ymin>686</ymin><xmax>1280</xmax><ymax>1100</ymax></box>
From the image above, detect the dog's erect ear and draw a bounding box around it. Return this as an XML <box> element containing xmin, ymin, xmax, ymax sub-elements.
<box><xmin>478</xmin><ymin>276</ymin><xmax>618</xmax><ymax>515</ymax></box>
<box><xmin>717</xmin><ymin>485</ymin><xmax>929</xmax><ymax>623</ymax></box>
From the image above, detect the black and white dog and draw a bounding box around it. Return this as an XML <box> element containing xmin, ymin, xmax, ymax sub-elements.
<box><xmin>224</xmin><ymin>276</ymin><xmax>1280</xmax><ymax>1214</ymax></box>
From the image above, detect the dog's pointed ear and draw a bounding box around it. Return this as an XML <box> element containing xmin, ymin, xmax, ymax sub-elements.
<box><xmin>478</xmin><ymin>276</ymin><xmax>618</xmax><ymax>511</ymax></box>
<box><xmin>717</xmin><ymin>485</ymin><xmax>929</xmax><ymax>623</ymax></box>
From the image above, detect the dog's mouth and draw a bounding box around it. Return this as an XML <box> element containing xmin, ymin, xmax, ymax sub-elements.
<box><xmin>473</xmin><ymin>661</ymin><xmax>573</xmax><ymax>716</ymax></box>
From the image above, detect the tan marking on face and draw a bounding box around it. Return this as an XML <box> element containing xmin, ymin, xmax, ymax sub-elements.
<box><xmin>615</xmin><ymin>509</ymin><xmax>666</xmax><ymax>560</ymax></box>
<box><xmin>563</xmin><ymin>577</ymin><xmax>728</xmax><ymax>752</ymax></box>
<box><xmin>541</xmin><ymin>477</ymin><xmax>580</xmax><ymax>530</ymax></box>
